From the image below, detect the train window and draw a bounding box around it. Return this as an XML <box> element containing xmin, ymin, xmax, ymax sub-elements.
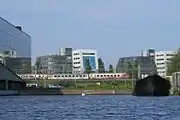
<box><xmin>69</xmin><ymin>75</ymin><xmax>71</xmax><ymax>77</ymax></box>
<box><xmin>97</xmin><ymin>75</ymin><xmax>99</xmax><ymax>77</ymax></box>
<box><xmin>117</xmin><ymin>75</ymin><xmax>120</xmax><ymax>77</ymax></box>
<box><xmin>83</xmin><ymin>75</ymin><xmax>86</xmax><ymax>77</ymax></box>
<box><xmin>101</xmin><ymin>75</ymin><xmax>103</xmax><ymax>77</ymax></box>
<box><xmin>65</xmin><ymin>75</ymin><xmax>67</xmax><ymax>77</ymax></box>
<box><xmin>76</xmin><ymin>75</ymin><xmax>79</xmax><ymax>77</ymax></box>
<box><xmin>62</xmin><ymin>75</ymin><xmax>64</xmax><ymax>77</ymax></box>
<box><xmin>111</xmin><ymin>75</ymin><xmax>113</xmax><ymax>77</ymax></box>
<box><xmin>114</xmin><ymin>75</ymin><xmax>116</xmax><ymax>77</ymax></box>
<box><xmin>104</xmin><ymin>75</ymin><xmax>106</xmax><ymax>77</ymax></box>
<box><xmin>107</xmin><ymin>75</ymin><xmax>109</xmax><ymax>77</ymax></box>
<box><xmin>58</xmin><ymin>76</ymin><xmax>60</xmax><ymax>77</ymax></box>
<box><xmin>72</xmin><ymin>75</ymin><xmax>75</xmax><ymax>77</ymax></box>
<box><xmin>80</xmin><ymin>75</ymin><xmax>82</xmax><ymax>77</ymax></box>
<box><xmin>54</xmin><ymin>75</ymin><xmax>57</xmax><ymax>77</ymax></box>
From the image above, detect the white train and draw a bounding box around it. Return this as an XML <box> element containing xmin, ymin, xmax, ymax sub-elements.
<box><xmin>18</xmin><ymin>73</ymin><xmax>130</xmax><ymax>80</ymax></box>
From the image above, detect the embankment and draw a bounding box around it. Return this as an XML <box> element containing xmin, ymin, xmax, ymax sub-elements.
<box><xmin>20</xmin><ymin>88</ymin><xmax>132</xmax><ymax>95</ymax></box>
<box><xmin>20</xmin><ymin>88</ymin><xmax>63</xmax><ymax>95</ymax></box>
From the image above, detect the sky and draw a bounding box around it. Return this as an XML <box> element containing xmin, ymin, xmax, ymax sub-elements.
<box><xmin>0</xmin><ymin>0</ymin><xmax>180</xmax><ymax>67</ymax></box>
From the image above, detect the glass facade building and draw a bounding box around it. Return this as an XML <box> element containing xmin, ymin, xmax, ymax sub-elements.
<box><xmin>35</xmin><ymin>55</ymin><xmax>72</xmax><ymax>74</ymax></box>
<box><xmin>116</xmin><ymin>56</ymin><xmax>157</xmax><ymax>78</ymax></box>
<box><xmin>0</xmin><ymin>17</ymin><xmax>31</xmax><ymax>74</ymax></box>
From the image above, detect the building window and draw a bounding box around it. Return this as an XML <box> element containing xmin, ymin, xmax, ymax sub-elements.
<box><xmin>156</xmin><ymin>58</ymin><xmax>164</xmax><ymax>61</ymax></box>
<box><xmin>82</xmin><ymin>53</ymin><xmax>95</xmax><ymax>55</ymax></box>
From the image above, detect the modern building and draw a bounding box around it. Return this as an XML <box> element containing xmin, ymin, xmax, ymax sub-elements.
<box><xmin>4</xmin><ymin>57</ymin><xmax>31</xmax><ymax>74</ymax></box>
<box><xmin>0</xmin><ymin>62</ymin><xmax>25</xmax><ymax>95</ymax></box>
<box><xmin>0</xmin><ymin>17</ymin><xmax>31</xmax><ymax>74</ymax></box>
<box><xmin>72</xmin><ymin>49</ymin><xmax>98</xmax><ymax>73</ymax></box>
<box><xmin>59</xmin><ymin>48</ymin><xmax>72</xmax><ymax>56</ymax></box>
<box><xmin>141</xmin><ymin>49</ymin><xmax>155</xmax><ymax>59</ymax></box>
<box><xmin>116</xmin><ymin>56</ymin><xmax>157</xmax><ymax>78</ymax></box>
<box><xmin>155</xmin><ymin>50</ymin><xmax>176</xmax><ymax>77</ymax></box>
<box><xmin>35</xmin><ymin>55</ymin><xmax>72</xmax><ymax>74</ymax></box>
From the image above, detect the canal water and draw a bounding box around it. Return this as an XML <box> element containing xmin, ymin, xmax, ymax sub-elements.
<box><xmin>0</xmin><ymin>95</ymin><xmax>180</xmax><ymax>120</ymax></box>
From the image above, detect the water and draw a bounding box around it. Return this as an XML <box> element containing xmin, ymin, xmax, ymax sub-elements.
<box><xmin>0</xmin><ymin>95</ymin><xmax>180</xmax><ymax>120</ymax></box>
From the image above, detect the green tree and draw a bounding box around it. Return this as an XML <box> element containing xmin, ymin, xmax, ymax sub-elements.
<box><xmin>126</xmin><ymin>61</ymin><xmax>133</xmax><ymax>77</ymax></box>
<box><xmin>98</xmin><ymin>58</ymin><xmax>105</xmax><ymax>73</ymax></box>
<box><xmin>84</xmin><ymin>57</ymin><xmax>92</xmax><ymax>73</ymax></box>
<box><xmin>167</xmin><ymin>51</ymin><xmax>180</xmax><ymax>75</ymax></box>
<box><xmin>35</xmin><ymin>58</ymin><xmax>41</xmax><ymax>74</ymax></box>
<box><xmin>108</xmin><ymin>64</ymin><xmax>114</xmax><ymax>73</ymax></box>
<box><xmin>132</xmin><ymin>60</ymin><xmax>139</xmax><ymax>79</ymax></box>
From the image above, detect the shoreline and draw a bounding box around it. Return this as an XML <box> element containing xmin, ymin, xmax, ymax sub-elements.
<box><xmin>18</xmin><ymin>88</ymin><xmax>132</xmax><ymax>96</ymax></box>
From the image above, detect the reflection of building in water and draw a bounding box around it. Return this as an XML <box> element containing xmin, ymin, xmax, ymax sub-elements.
<box><xmin>72</xmin><ymin>49</ymin><xmax>98</xmax><ymax>74</ymax></box>
<box><xmin>0</xmin><ymin>17</ymin><xmax>31</xmax><ymax>74</ymax></box>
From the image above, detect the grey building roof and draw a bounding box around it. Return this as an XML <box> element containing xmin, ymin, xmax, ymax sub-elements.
<box><xmin>0</xmin><ymin>62</ymin><xmax>24</xmax><ymax>82</ymax></box>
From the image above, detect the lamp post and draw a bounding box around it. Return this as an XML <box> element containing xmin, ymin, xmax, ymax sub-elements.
<box><xmin>63</xmin><ymin>57</ymin><xmax>72</xmax><ymax>84</ymax></box>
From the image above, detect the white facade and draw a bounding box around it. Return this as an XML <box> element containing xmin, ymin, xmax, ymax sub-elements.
<box><xmin>155</xmin><ymin>50</ymin><xmax>176</xmax><ymax>77</ymax></box>
<box><xmin>72</xmin><ymin>49</ymin><xmax>98</xmax><ymax>73</ymax></box>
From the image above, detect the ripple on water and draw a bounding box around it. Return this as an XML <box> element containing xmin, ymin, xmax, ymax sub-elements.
<box><xmin>0</xmin><ymin>95</ymin><xmax>180</xmax><ymax>120</ymax></box>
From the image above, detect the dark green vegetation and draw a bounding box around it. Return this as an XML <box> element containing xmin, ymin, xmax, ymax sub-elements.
<box><xmin>167</xmin><ymin>50</ymin><xmax>180</xmax><ymax>76</ymax></box>
<box><xmin>119</xmin><ymin>60</ymin><xmax>139</xmax><ymax>79</ymax></box>
<box><xmin>98</xmin><ymin>58</ymin><xmax>105</xmax><ymax>73</ymax></box>
<box><xmin>108</xmin><ymin>64</ymin><xmax>114</xmax><ymax>73</ymax></box>
<box><xmin>25</xmin><ymin>79</ymin><xmax>134</xmax><ymax>90</ymax></box>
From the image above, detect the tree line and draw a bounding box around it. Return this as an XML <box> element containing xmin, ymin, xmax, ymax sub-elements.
<box><xmin>84</xmin><ymin>57</ymin><xmax>114</xmax><ymax>73</ymax></box>
<box><xmin>167</xmin><ymin>50</ymin><xmax>180</xmax><ymax>75</ymax></box>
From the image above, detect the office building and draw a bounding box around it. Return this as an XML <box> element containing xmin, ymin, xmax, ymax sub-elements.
<box><xmin>0</xmin><ymin>17</ymin><xmax>31</xmax><ymax>74</ymax></box>
<box><xmin>59</xmin><ymin>48</ymin><xmax>72</xmax><ymax>56</ymax></box>
<box><xmin>155</xmin><ymin>50</ymin><xmax>176</xmax><ymax>77</ymax></box>
<box><xmin>35</xmin><ymin>55</ymin><xmax>72</xmax><ymax>74</ymax></box>
<box><xmin>116</xmin><ymin>56</ymin><xmax>157</xmax><ymax>78</ymax></box>
<box><xmin>72</xmin><ymin>49</ymin><xmax>98</xmax><ymax>73</ymax></box>
<box><xmin>141</xmin><ymin>49</ymin><xmax>155</xmax><ymax>59</ymax></box>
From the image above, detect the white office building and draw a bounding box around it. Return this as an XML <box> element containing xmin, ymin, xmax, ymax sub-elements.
<box><xmin>155</xmin><ymin>50</ymin><xmax>176</xmax><ymax>77</ymax></box>
<box><xmin>72</xmin><ymin>49</ymin><xmax>98</xmax><ymax>73</ymax></box>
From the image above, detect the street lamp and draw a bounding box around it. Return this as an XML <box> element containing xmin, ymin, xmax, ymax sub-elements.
<box><xmin>63</xmin><ymin>57</ymin><xmax>72</xmax><ymax>85</ymax></box>
<box><xmin>63</xmin><ymin>56</ymin><xmax>71</xmax><ymax>74</ymax></box>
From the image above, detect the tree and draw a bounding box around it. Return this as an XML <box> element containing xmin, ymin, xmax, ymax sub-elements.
<box><xmin>167</xmin><ymin>51</ymin><xmax>180</xmax><ymax>76</ymax></box>
<box><xmin>108</xmin><ymin>64</ymin><xmax>114</xmax><ymax>73</ymax></box>
<box><xmin>98</xmin><ymin>58</ymin><xmax>105</xmax><ymax>73</ymax></box>
<box><xmin>126</xmin><ymin>61</ymin><xmax>133</xmax><ymax>77</ymax></box>
<box><xmin>84</xmin><ymin>57</ymin><xmax>92</xmax><ymax>73</ymax></box>
<box><xmin>132</xmin><ymin>61</ymin><xmax>139</xmax><ymax>79</ymax></box>
<box><xmin>35</xmin><ymin>58</ymin><xmax>41</xmax><ymax>74</ymax></box>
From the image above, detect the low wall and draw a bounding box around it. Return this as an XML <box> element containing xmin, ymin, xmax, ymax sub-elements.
<box><xmin>20</xmin><ymin>88</ymin><xmax>63</xmax><ymax>95</ymax></box>
<box><xmin>62</xmin><ymin>89</ymin><xmax>132</xmax><ymax>95</ymax></box>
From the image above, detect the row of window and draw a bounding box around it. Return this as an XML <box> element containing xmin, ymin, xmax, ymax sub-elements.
<box><xmin>53</xmin><ymin>74</ymin><xmax>87</xmax><ymax>78</ymax></box>
<box><xmin>156</xmin><ymin>63</ymin><xmax>164</xmax><ymax>65</ymax></box>
<box><xmin>73</xmin><ymin>53</ymin><xmax>95</xmax><ymax>55</ymax></box>
<box><xmin>82</xmin><ymin>53</ymin><xmax>95</xmax><ymax>55</ymax></box>
<box><xmin>73</xmin><ymin>53</ymin><xmax>79</xmax><ymax>55</ymax></box>
<box><xmin>74</xmin><ymin>57</ymin><xmax>80</xmax><ymax>60</ymax></box>
<box><xmin>156</xmin><ymin>54</ymin><xmax>174</xmax><ymax>57</ymax></box>
<box><xmin>156</xmin><ymin>58</ymin><xmax>172</xmax><ymax>61</ymax></box>
<box><xmin>73</xmin><ymin>66</ymin><xmax>81</xmax><ymax>69</ymax></box>
<box><xmin>94</xmin><ymin>74</ymin><xmax>122</xmax><ymax>77</ymax></box>
<box><xmin>74</xmin><ymin>62</ymin><xmax>80</xmax><ymax>64</ymax></box>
